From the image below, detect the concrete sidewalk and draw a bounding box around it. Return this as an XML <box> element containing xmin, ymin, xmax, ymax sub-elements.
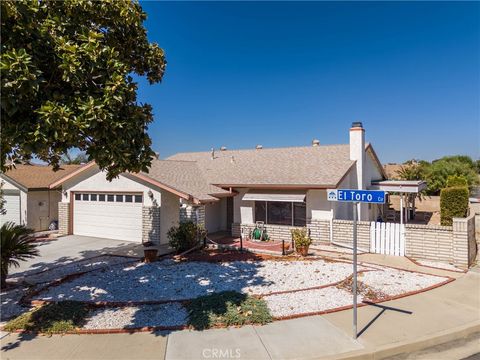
<box><xmin>1</xmin><ymin>272</ymin><xmax>479</xmax><ymax>360</ymax></box>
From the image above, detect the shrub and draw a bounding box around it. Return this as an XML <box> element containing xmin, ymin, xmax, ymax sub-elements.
<box><xmin>446</xmin><ymin>175</ymin><xmax>468</xmax><ymax>188</ymax></box>
<box><xmin>440</xmin><ymin>186</ymin><xmax>469</xmax><ymax>226</ymax></box>
<box><xmin>4</xmin><ymin>301</ymin><xmax>89</xmax><ymax>334</ymax></box>
<box><xmin>1</xmin><ymin>222</ymin><xmax>38</xmax><ymax>289</ymax></box>
<box><xmin>291</xmin><ymin>228</ymin><xmax>312</xmax><ymax>249</ymax></box>
<box><xmin>186</xmin><ymin>291</ymin><xmax>272</xmax><ymax>330</ymax></box>
<box><xmin>167</xmin><ymin>221</ymin><xmax>207</xmax><ymax>253</ymax></box>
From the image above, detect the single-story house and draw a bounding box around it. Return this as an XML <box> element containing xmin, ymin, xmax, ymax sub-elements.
<box><xmin>0</xmin><ymin>164</ymin><xmax>83</xmax><ymax>231</ymax></box>
<box><xmin>49</xmin><ymin>122</ymin><xmax>388</xmax><ymax>245</ymax></box>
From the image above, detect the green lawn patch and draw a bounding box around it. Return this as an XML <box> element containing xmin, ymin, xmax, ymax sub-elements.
<box><xmin>186</xmin><ymin>291</ymin><xmax>272</xmax><ymax>330</ymax></box>
<box><xmin>4</xmin><ymin>301</ymin><xmax>89</xmax><ymax>334</ymax></box>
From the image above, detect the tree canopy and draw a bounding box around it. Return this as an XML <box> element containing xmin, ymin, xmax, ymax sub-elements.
<box><xmin>1</xmin><ymin>0</ymin><xmax>166</xmax><ymax>180</ymax></box>
<box><xmin>397</xmin><ymin>155</ymin><xmax>479</xmax><ymax>195</ymax></box>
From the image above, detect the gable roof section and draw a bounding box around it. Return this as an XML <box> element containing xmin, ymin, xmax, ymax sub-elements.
<box><xmin>2</xmin><ymin>164</ymin><xmax>84</xmax><ymax>190</ymax></box>
<box><xmin>167</xmin><ymin>144</ymin><xmax>356</xmax><ymax>188</ymax></box>
<box><xmin>139</xmin><ymin>160</ymin><xmax>231</xmax><ymax>202</ymax></box>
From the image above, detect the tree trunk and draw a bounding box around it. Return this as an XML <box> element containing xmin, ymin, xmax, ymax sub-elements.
<box><xmin>1</xmin><ymin>271</ymin><xmax>7</xmax><ymax>289</ymax></box>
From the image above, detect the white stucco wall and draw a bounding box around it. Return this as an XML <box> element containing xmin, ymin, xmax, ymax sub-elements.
<box><xmin>62</xmin><ymin>168</ymin><xmax>161</xmax><ymax>207</ymax></box>
<box><xmin>233</xmin><ymin>188</ymin><xmax>254</xmax><ymax>224</ymax></box>
<box><xmin>306</xmin><ymin>190</ymin><xmax>333</xmax><ymax>221</ymax></box>
<box><xmin>205</xmin><ymin>201</ymin><xmax>224</xmax><ymax>233</ymax></box>
<box><xmin>160</xmin><ymin>190</ymin><xmax>179</xmax><ymax>244</ymax></box>
<box><xmin>27</xmin><ymin>190</ymin><xmax>62</xmax><ymax>231</ymax></box>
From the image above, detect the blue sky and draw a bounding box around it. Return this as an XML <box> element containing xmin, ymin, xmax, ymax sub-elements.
<box><xmin>136</xmin><ymin>1</ymin><xmax>479</xmax><ymax>163</ymax></box>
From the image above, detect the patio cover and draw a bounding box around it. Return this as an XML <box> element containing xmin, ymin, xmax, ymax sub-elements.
<box><xmin>368</xmin><ymin>180</ymin><xmax>427</xmax><ymax>194</ymax></box>
<box><xmin>242</xmin><ymin>191</ymin><xmax>306</xmax><ymax>202</ymax></box>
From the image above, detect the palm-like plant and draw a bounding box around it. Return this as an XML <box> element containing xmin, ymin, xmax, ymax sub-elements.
<box><xmin>1</xmin><ymin>222</ymin><xmax>39</xmax><ymax>289</ymax></box>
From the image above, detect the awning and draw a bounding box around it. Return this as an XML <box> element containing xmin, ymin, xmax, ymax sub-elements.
<box><xmin>369</xmin><ymin>180</ymin><xmax>427</xmax><ymax>194</ymax></box>
<box><xmin>242</xmin><ymin>191</ymin><xmax>306</xmax><ymax>203</ymax></box>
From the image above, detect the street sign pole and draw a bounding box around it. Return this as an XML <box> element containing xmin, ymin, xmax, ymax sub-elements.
<box><xmin>326</xmin><ymin>189</ymin><xmax>385</xmax><ymax>340</ymax></box>
<box><xmin>352</xmin><ymin>202</ymin><xmax>358</xmax><ymax>340</ymax></box>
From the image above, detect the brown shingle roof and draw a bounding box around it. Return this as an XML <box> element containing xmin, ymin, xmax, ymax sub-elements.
<box><xmin>383</xmin><ymin>164</ymin><xmax>403</xmax><ymax>180</ymax></box>
<box><xmin>3</xmin><ymin>164</ymin><xmax>84</xmax><ymax>190</ymax></box>
<box><xmin>141</xmin><ymin>160</ymin><xmax>231</xmax><ymax>202</ymax></box>
<box><xmin>167</xmin><ymin>144</ymin><xmax>356</xmax><ymax>188</ymax></box>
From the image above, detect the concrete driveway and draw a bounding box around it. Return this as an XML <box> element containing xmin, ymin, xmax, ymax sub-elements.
<box><xmin>9</xmin><ymin>235</ymin><xmax>144</xmax><ymax>278</ymax></box>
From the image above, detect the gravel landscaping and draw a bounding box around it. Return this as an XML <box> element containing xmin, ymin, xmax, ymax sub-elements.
<box><xmin>34</xmin><ymin>259</ymin><xmax>368</xmax><ymax>302</ymax></box>
<box><xmin>1</xmin><ymin>286</ymin><xmax>32</xmax><ymax>321</ymax></box>
<box><xmin>264</xmin><ymin>286</ymin><xmax>355</xmax><ymax>317</ymax></box>
<box><xmin>84</xmin><ymin>303</ymin><xmax>188</xmax><ymax>329</ymax></box>
<box><xmin>2</xmin><ymin>256</ymin><xmax>451</xmax><ymax>330</ymax></box>
<box><xmin>359</xmin><ymin>268</ymin><xmax>446</xmax><ymax>296</ymax></box>
<box><xmin>10</xmin><ymin>255</ymin><xmax>137</xmax><ymax>285</ymax></box>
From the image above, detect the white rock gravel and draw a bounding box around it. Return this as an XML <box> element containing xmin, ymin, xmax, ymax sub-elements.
<box><xmin>14</xmin><ymin>256</ymin><xmax>137</xmax><ymax>285</ymax></box>
<box><xmin>84</xmin><ymin>303</ymin><xmax>187</xmax><ymax>329</ymax></box>
<box><xmin>264</xmin><ymin>287</ymin><xmax>357</xmax><ymax>317</ymax></box>
<box><xmin>359</xmin><ymin>268</ymin><xmax>446</xmax><ymax>296</ymax></box>
<box><xmin>1</xmin><ymin>286</ymin><xmax>32</xmax><ymax>321</ymax></box>
<box><xmin>35</xmin><ymin>259</ymin><xmax>366</xmax><ymax>302</ymax></box>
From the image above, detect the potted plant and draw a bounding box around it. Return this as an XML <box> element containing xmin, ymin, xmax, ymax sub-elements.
<box><xmin>143</xmin><ymin>241</ymin><xmax>158</xmax><ymax>263</ymax></box>
<box><xmin>291</xmin><ymin>228</ymin><xmax>312</xmax><ymax>257</ymax></box>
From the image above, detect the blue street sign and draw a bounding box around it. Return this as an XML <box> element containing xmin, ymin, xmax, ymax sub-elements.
<box><xmin>327</xmin><ymin>189</ymin><xmax>386</xmax><ymax>204</ymax></box>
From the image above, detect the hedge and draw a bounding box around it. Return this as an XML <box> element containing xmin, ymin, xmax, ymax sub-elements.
<box><xmin>440</xmin><ymin>186</ymin><xmax>469</xmax><ymax>226</ymax></box>
<box><xmin>446</xmin><ymin>175</ymin><xmax>468</xmax><ymax>188</ymax></box>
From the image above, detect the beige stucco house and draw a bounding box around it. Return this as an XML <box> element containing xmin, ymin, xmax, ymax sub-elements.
<box><xmin>49</xmin><ymin>123</ymin><xmax>386</xmax><ymax>245</ymax></box>
<box><xmin>0</xmin><ymin>164</ymin><xmax>82</xmax><ymax>231</ymax></box>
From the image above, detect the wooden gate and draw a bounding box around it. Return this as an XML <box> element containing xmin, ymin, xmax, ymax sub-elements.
<box><xmin>370</xmin><ymin>222</ymin><xmax>405</xmax><ymax>256</ymax></box>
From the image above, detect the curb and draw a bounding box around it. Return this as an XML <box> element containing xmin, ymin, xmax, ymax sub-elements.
<box><xmin>323</xmin><ymin>321</ymin><xmax>480</xmax><ymax>360</ymax></box>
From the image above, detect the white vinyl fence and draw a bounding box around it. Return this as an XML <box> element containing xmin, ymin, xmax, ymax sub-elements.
<box><xmin>370</xmin><ymin>221</ymin><xmax>405</xmax><ymax>256</ymax></box>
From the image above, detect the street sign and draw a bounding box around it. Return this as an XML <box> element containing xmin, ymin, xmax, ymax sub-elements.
<box><xmin>327</xmin><ymin>189</ymin><xmax>386</xmax><ymax>204</ymax></box>
<box><xmin>326</xmin><ymin>188</ymin><xmax>386</xmax><ymax>339</ymax></box>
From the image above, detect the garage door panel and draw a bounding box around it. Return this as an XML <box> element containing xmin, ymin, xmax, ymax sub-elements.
<box><xmin>73</xmin><ymin>194</ymin><xmax>142</xmax><ymax>242</ymax></box>
<box><xmin>0</xmin><ymin>194</ymin><xmax>20</xmax><ymax>226</ymax></box>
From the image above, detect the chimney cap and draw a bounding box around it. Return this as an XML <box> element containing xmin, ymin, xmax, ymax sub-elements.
<box><xmin>312</xmin><ymin>139</ymin><xmax>320</xmax><ymax>147</ymax></box>
<box><xmin>351</xmin><ymin>121</ymin><xmax>363</xmax><ymax>128</ymax></box>
<box><xmin>256</xmin><ymin>144</ymin><xmax>263</xmax><ymax>150</ymax></box>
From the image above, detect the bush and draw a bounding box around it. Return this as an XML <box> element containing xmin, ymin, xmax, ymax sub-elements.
<box><xmin>291</xmin><ymin>228</ymin><xmax>312</xmax><ymax>250</ymax></box>
<box><xmin>186</xmin><ymin>291</ymin><xmax>272</xmax><ymax>330</ymax></box>
<box><xmin>167</xmin><ymin>221</ymin><xmax>207</xmax><ymax>253</ymax></box>
<box><xmin>440</xmin><ymin>186</ymin><xmax>469</xmax><ymax>226</ymax></box>
<box><xmin>4</xmin><ymin>301</ymin><xmax>89</xmax><ymax>334</ymax></box>
<box><xmin>446</xmin><ymin>175</ymin><xmax>468</xmax><ymax>188</ymax></box>
<box><xmin>1</xmin><ymin>222</ymin><xmax>38</xmax><ymax>288</ymax></box>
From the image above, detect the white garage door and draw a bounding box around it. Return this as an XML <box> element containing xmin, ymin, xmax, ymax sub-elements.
<box><xmin>73</xmin><ymin>192</ymin><xmax>143</xmax><ymax>242</ymax></box>
<box><xmin>0</xmin><ymin>192</ymin><xmax>21</xmax><ymax>226</ymax></box>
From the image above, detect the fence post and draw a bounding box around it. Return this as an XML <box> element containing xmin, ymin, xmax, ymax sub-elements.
<box><xmin>240</xmin><ymin>235</ymin><xmax>243</xmax><ymax>252</ymax></box>
<box><xmin>282</xmin><ymin>240</ymin><xmax>285</xmax><ymax>255</ymax></box>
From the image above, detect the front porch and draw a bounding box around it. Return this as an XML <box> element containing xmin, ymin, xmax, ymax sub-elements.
<box><xmin>207</xmin><ymin>231</ymin><xmax>294</xmax><ymax>255</ymax></box>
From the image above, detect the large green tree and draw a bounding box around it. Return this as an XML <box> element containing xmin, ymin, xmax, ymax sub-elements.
<box><xmin>1</xmin><ymin>0</ymin><xmax>166</xmax><ymax>179</ymax></box>
<box><xmin>398</xmin><ymin>156</ymin><xmax>479</xmax><ymax>195</ymax></box>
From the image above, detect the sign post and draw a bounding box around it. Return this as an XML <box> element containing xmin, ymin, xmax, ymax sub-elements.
<box><xmin>327</xmin><ymin>189</ymin><xmax>386</xmax><ymax>339</ymax></box>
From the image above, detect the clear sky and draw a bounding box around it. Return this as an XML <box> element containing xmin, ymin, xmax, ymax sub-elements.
<box><xmin>136</xmin><ymin>1</ymin><xmax>480</xmax><ymax>164</ymax></box>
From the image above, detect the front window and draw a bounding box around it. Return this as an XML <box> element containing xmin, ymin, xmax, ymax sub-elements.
<box><xmin>254</xmin><ymin>201</ymin><xmax>306</xmax><ymax>226</ymax></box>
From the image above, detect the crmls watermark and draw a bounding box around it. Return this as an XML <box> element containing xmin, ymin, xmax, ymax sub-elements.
<box><xmin>202</xmin><ymin>348</ymin><xmax>241</xmax><ymax>359</ymax></box>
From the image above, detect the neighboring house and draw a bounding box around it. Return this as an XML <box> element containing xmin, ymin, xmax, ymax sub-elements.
<box><xmin>50</xmin><ymin>123</ymin><xmax>387</xmax><ymax>245</ymax></box>
<box><xmin>0</xmin><ymin>164</ymin><xmax>83</xmax><ymax>231</ymax></box>
<box><xmin>383</xmin><ymin>163</ymin><xmax>403</xmax><ymax>179</ymax></box>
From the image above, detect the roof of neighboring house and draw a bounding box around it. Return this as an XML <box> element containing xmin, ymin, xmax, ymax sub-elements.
<box><xmin>383</xmin><ymin>163</ymin><xmax>403</xmax><ymax>179</ymax></box>
<box><xmin>167</xmin><ymin>144</ymin><xmax>356</xmax><ymax>188</ymax></box>
<box><xmin>2</xmin><ymin>164</ymin><xmax>84</xmax><ymax>190</ymax></box>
